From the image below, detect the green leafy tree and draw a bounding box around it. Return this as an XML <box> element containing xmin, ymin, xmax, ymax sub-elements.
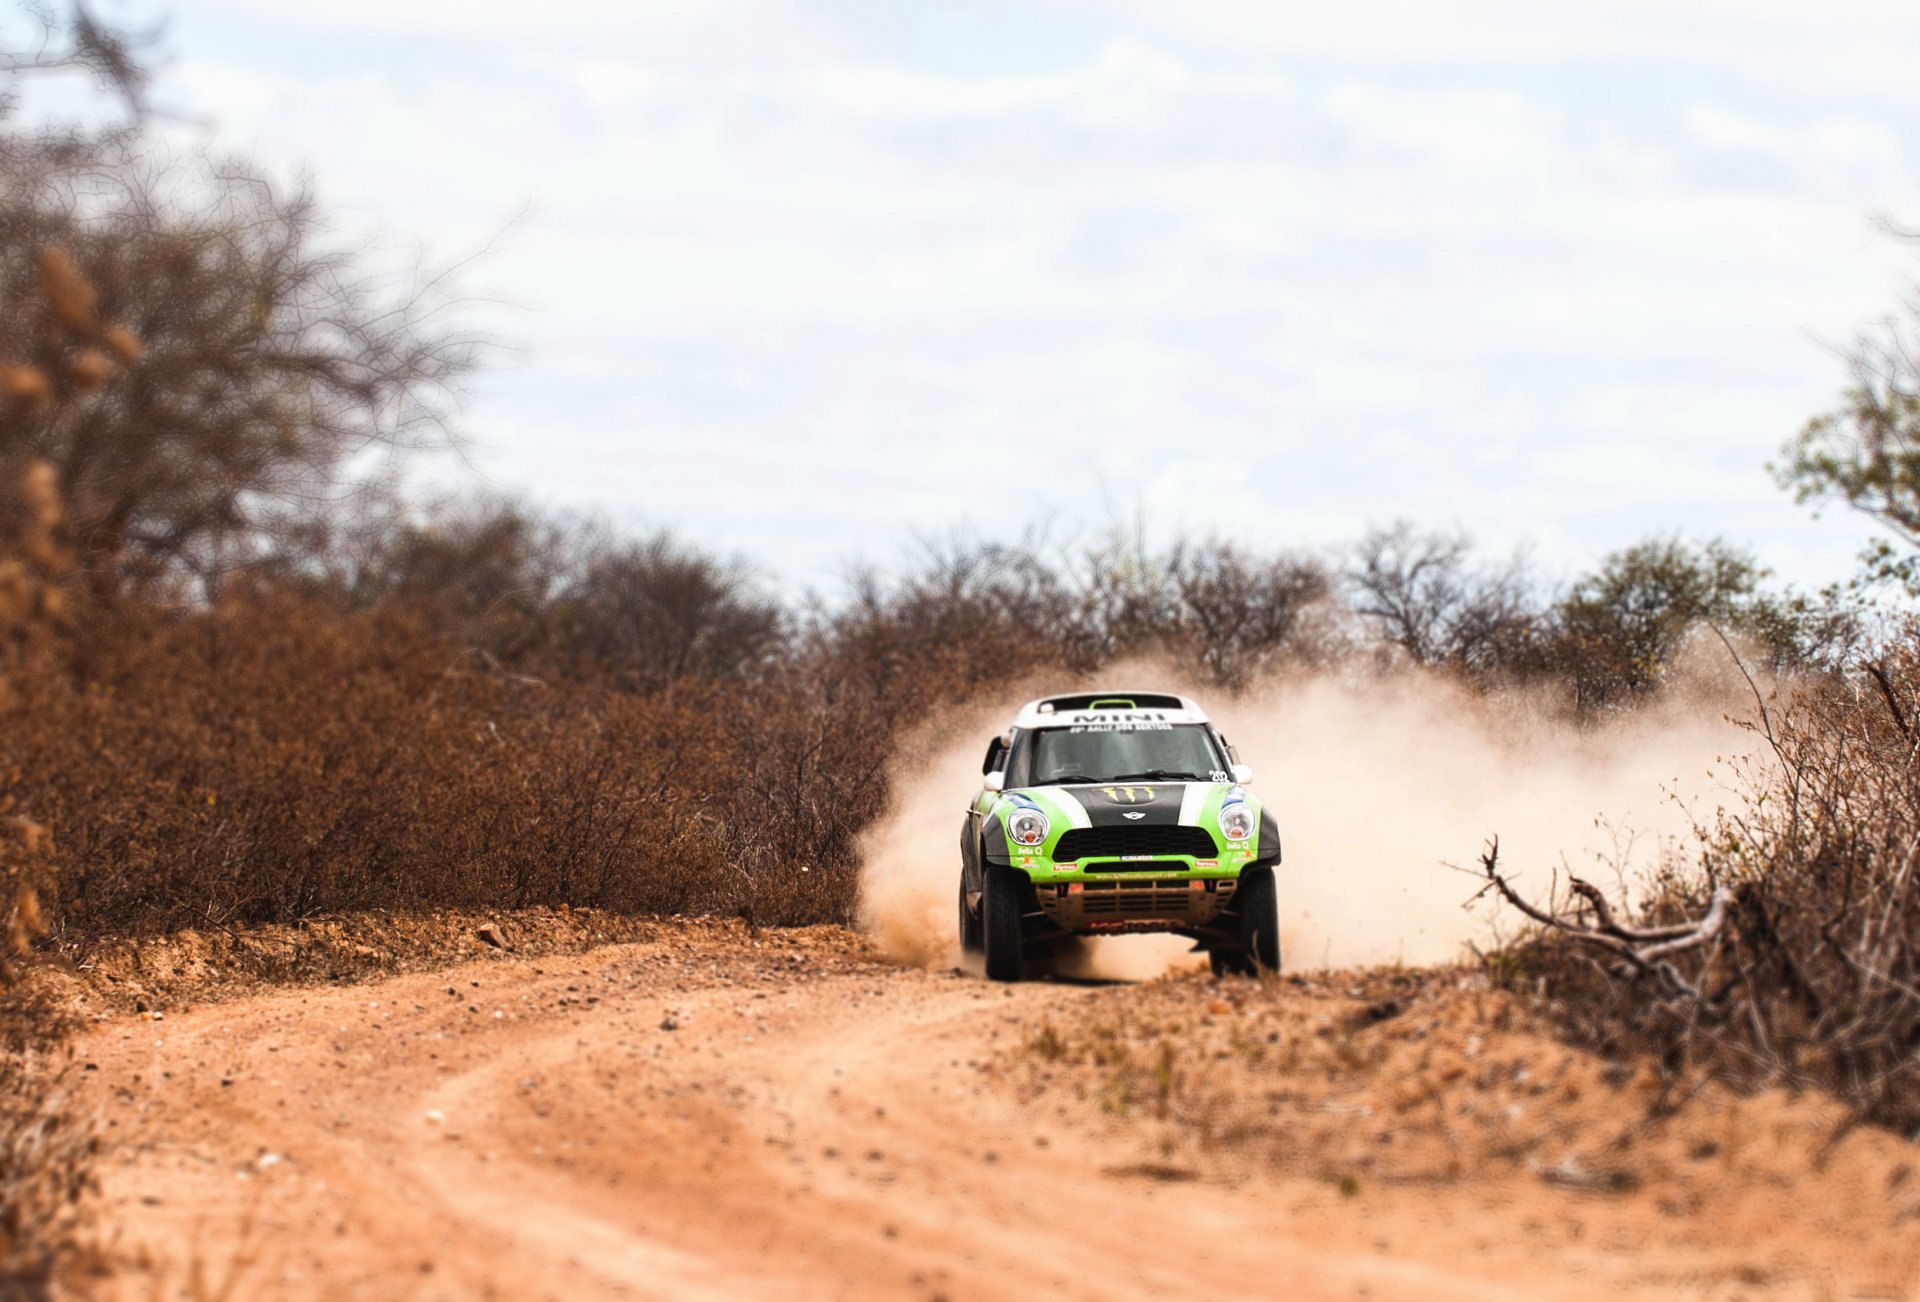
<box><xmin>1776</xmin><ymin>231</ymin><xmax>1920</xmax><ymax>592</ymax></box>
<box><xmin>1553</xmin><ymin>537</ymin><xmax>1808</xmax><ymax>708</ymax></box>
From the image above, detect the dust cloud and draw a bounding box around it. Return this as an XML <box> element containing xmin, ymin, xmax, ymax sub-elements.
<box><xmin>854</xmin><ymin>697</ymin><xmax>1010</xmax><ymax>974</ymax></box>
<box><xmin>856</xmin><ymin>653</ymin><xmax>1764</xmax><ymax>977</ymax></box>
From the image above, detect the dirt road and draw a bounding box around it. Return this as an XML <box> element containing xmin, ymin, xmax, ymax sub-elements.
<box><xmin>73</xmin><ymin>925</ymin><xmax>1915</xmax><ymax>1300</ymax></box>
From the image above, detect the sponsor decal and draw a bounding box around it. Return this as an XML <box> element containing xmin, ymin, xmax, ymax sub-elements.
<box><xmin>1052</xmin><ymin>861</ymin><xmax>1077</xmax><ymax>872</ymax></box>
<box><xmin>1099</xmin><ymin>786</ymin><xmax>1155</xmax><ymax>804</ymax></box>
<box><xmin>1195</xmin><ymin>860</ymin><xmax>1219</xmax><ymax>870</ymax></box>
<box><xmin>1068</xmin><ymin>722</ymin><xmax>1173</xmax><ymax>733</ymax></box>
<box><xmin>1066</xmin><ymin>711</ymin><xmax>1168</xmax><ymax>725</ymax></box>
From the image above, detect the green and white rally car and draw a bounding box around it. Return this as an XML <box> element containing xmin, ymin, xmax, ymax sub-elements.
<box><xmin>957</xmin><ymin>691</ymin><xmax>1282</xmax><ymax>982</ymax></box>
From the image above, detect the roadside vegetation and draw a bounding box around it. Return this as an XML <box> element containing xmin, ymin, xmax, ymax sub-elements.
<box><xmin>5</xmin><ymin>3</ymin><xmax>1920</xmax><ymax>1293</ymax></box>
<box><xmin>1477</xmin><ymin>273</ymin><xmax>1920</xmax><ymax>1135</ymax></box>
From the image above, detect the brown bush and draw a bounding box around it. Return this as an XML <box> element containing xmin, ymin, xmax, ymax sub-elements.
<box><xmin>1</xmin><ymin>232</ymin><xmax>107</xmax><ymax>1295</ymax></box>
<box><xmin>2</xmin><ymin>588</ymin><xmax>852</xmax><ymax>939</ymax></box>
<box><xmin>0</xmin><ymin>1044</ymin><xmax>95</xmax><ymax>1297</ymax></box>
<box><xmin>304</xmin><ymin>495</ymin><xmax>787</xmax><ymax>693</ymax></box>
<box><xmin>1483</xmin><ymin>628</ymin><xmax>1920</xmax><ymax>1131</ymax></box>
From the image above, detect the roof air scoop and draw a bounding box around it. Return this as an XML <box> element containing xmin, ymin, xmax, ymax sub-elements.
<box><xmin>1035</xmin><ymin>691</ymin><xmax>1186</xmax><ymax>713</ymax></box>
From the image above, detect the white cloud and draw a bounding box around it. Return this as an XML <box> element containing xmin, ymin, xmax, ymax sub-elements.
<box><xmin>152</xmin><ymin>2</ymin><xmax>1920</xmax><ymax>591</ymax></box>
<box><xmin>188</xmin><ymin>0</ymin><xmax>862</xmax><ymax>64</ymax></box>
<box><xmin>1086</xmin><ymin>1</ymin><xmax>1920</xmax><ymax>107</ymax></box>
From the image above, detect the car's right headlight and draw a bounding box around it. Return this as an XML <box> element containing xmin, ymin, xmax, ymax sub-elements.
<box><xmin>1220</xmin><ymin>804</ymin><xmax>1256</xmax><ymax>843</ymax></box>
<box><xmin>1007</xmin><ymin>808</ymin><xmax>1050</xmax><ymax>847</ymax></box>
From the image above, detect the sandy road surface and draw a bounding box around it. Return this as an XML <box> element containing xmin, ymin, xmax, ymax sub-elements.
<box><xmin>72</xmin><ymin>928</ymin><xmax>1894</xmax><ymax>1300</ymax></box>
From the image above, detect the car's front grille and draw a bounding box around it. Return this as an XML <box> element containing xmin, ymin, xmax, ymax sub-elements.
<box><xmin>1053</xmin><ymin>825</ymin><xmax>1218</xmax><ymax>863</ymax></box>
<box><xmin>1081</xmin><ymin>880</ymin><xmax>1188</xmax><ymax>917</ymax></box>
<box><xmin>1037</xmin><ymin>878</ymin><xmax>1237</xmax><ymax>930</ymax></box>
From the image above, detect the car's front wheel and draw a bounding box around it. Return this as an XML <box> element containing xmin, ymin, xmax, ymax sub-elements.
<box><xmin>982</xmin><ymin>865</ymin><xmax>1026</xmax><ymax>983</ymax></box>
<box><xmin>957</xmin><ymin>878</ymin><xmax>984</xmax><ymax>954</ymax></box>
<box><xmin>1211</xmin><ymin>866</ymin><xmax>1281</xmax><ymax>977</ymax></box>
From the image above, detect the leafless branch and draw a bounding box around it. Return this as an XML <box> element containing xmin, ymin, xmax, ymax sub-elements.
<box><xmin>1476</xmin><ymin>837</ymin><xmax>1731</xmax><ymax>1001</ymax></box>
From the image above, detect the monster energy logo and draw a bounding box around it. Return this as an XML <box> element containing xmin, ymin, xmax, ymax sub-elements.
<box><xmin>1101</xmin><ymin>786</ymin><xmax>1154</xmax><ymax>804</ymax></box>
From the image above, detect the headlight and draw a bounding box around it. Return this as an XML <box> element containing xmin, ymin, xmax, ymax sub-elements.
<box><xmin>1219</xmin><ymin>804</ymin><xmax>1256</xmax><ymax>842</ymax></box>
<box><xmin>1007</xmin><ymin>809</ymin><xmax>1050</xmax><ymax>847</ymax></box>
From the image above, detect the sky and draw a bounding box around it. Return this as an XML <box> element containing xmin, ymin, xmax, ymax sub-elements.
<box><xmin>71</xmin><ymin>2</ymin><xmax>1920</xmax><ymax>588</ymax></box>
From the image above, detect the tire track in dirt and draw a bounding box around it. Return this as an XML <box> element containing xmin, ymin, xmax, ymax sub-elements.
<box><xmin>75</xmin><ymin>929</ymin><xmax>1786</xmax><ymax>1299</ymax></box>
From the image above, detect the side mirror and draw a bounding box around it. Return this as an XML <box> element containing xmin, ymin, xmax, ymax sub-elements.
<box><xmin>982</xmin><ymin>738</ymin><xmax>1006</xmax><ymax>775</ymax></box>
<box><xmin>1230</xmin><ymin>763</ymin><xmax>1254</xmax><ymax>785</ymax></box>
<box><xmin>984</xmin><ymin>771</ymin><xmax>1006</xmax><ymax>794</ymax></box>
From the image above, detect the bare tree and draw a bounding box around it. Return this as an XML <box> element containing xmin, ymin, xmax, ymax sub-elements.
<box><xmin>1168</xmin><ymin>540</ymin><xmax>1334</xmax><ymax>686</ymax></box>
<box><xmin>0</xmin><ymin>2</ymin><xmax>150</xmax><ymax>111</ymax></box>
<box><xmin>1</xmin><ymin>136</ymin><xmax>482</xmax><ymax>592</ymax></box>
<box><xmin>1347</xmin><ymin>521</ymin><xmax>1540</xmax><ymax>672</ymax></box>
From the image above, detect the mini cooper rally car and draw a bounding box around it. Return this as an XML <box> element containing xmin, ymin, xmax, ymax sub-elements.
<box><xmin>958</xmin><ymin>692</ymin><xmax>1281</xmax><ymax>982</ymax></box>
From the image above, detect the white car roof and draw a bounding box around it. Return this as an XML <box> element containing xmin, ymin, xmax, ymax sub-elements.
<box><xmin>1010</xmin><ymin>691</ymin><xmax>1211</xmax><ymax>731</ymax></box>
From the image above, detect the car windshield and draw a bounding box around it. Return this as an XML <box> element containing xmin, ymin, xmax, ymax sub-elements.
<box><xmin>1017</xmin><ymin>724</ymin><xmax>1228</xmax><ymax>787</ymax></box>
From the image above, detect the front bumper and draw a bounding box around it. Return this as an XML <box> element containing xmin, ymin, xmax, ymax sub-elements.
<box><xmin>1033</xmin><ymin>873</ymin><xmax>1240</xmax><ymax>933</ymax></box>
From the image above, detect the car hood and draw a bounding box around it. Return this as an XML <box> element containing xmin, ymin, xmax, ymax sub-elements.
<box><xmin>1004</xmin><ymin>780</ymin><xmax>1248</xmax><ymax>830</ymax></box>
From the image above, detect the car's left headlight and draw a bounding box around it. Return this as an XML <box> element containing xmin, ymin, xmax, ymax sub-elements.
<box><xmin>1008</xmin><ymin>808</ymin><xmax>1050</xmax><ymax>847</ymax></box>
<box><xmin>1219</xmin><ymin>804</ymin><xmax>1256</xmax><ymax>842</ymax></box>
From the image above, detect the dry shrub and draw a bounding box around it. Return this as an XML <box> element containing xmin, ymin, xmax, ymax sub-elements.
<box><xmin>0</xmin><ymin>1045</ymin><xmax>95</xmax><ymax>1298</ymax></box>
<box><xmin>0</xmin><ymin>762</ymin><xmax>91</xmax><ymax>1301</ymax></box>
<box><xmin>4</xmin><ymin>585</ymin><xmax>878</xmax><ymax>941</ymax></box>
<box><xmin>2</xmin><ymin>234</ymin><xmax>130</xmax><ymax>1296</ymax></box>
<box><xmin>1</xmin><ymin>469</ymin><xmax>99</xmax><ymax>1297</ymax></box>
<box><xmin>1490</xmin><ymin>628</ymin><xmax>1920</xmax><ymax>1131</ymax></box>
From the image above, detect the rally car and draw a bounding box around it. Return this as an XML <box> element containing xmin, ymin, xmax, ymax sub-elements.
<box><xmin>957</xmin><ymin>691</ymin><xmax>1281</xmax><ymax>982</ymax></box>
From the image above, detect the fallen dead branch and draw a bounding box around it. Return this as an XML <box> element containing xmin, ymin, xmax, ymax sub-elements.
<box><xmin>1474</xmin><ymin>837</ymin><xmax>1732</xmax><ymax>1001</ymax></box>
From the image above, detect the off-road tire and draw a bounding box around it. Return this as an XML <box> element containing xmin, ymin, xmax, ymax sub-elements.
<box><xmin>982</xmin><ymin>865</ymin><xmax>1026</xmax><ymax>983</ymax></box>
<box><xmin>1209</xmin><ymin>947</ymin><xmax>1249</xmax><ymax>977</ymax></box>
<box><xmin>1211</xmin><ymin>867</ymin><xmax>1281</xmax><ymax>977</ymax></box>
<box><xmin>958</xmin><ymin>878</ymin><xmax>984</xmax><ymax>954</ymax></box>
